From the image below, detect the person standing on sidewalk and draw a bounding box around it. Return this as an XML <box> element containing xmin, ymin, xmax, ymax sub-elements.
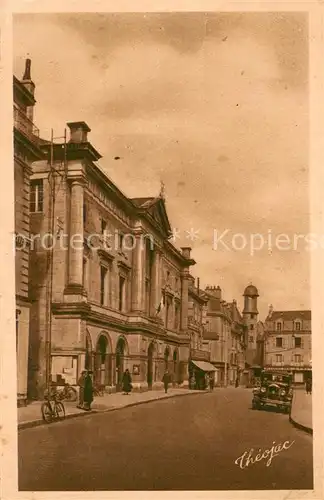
<box><xmin>77</xmin><ymin>370</ymin><xmax>87</xmax><ymax>409</ymax></box>
<box><xmin>83</xmin><ymin>371</ymin><xmax>94</xmax><ymax>411</ymax></box>
<box><xmin>162</xmin><ymin>370</ymin><xmax>171</xmax><ymax>393</ymax></box>
<box><xmin>306</xmin><ymin>378</ymin><xmax>312</xmax><ymax>395</ymax></box>
<box><xmin>209</xmin><ymin>374</ymin><xmax>215</xmax><ymax>391</ymax></box>
<box><xmin>122</xmin><ymin>369</ymin><xmax>132</xmax><ymax>395</ymax></box>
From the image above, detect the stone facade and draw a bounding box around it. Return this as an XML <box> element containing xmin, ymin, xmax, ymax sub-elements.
<box><xmin>14</xmin><ymin>60</ymin><xmax>44</xmax><ymax>405</ymax></box>
<box><xmin>264</xmin><ymin>308</ymin><xmax>312</xmax><ymax>384</ymax></box>
<box><xmin>28</xmin><ymin>121</ymin><xmax>195</xmax><ymax>398</ymax></box>
<box><xmin>203</xmin><ymin>286</ymin><xmax>245</xmax><ymax>386</ymax></box>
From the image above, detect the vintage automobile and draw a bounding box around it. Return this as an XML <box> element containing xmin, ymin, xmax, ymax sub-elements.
<box><xmin>252</xmin><ymin>370</ymin><xmax>293</xmax><ymax>413</ymax></box>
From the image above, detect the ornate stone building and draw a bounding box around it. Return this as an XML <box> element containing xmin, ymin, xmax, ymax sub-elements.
<box><xmin>264</xmin><ymin>308</ymin><xmax>312</xmax><ymax>384</ymax></box>
<box><xmin>203</xmin><ymin>286</ymin><xmax>245</xmax><ymax>386</ymax></box>
<box><xmin>28</xmin><ymin>121</ymin><xmax>195</xmax><ymax>398</ymax></box>
<box><xmin>14</xmin><ymin>60</ymin><xmax>44</xmax><ymax>405</ymax></box>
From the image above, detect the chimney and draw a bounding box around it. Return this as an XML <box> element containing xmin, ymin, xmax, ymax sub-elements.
<box><xmin>181</xmin><ymin>247</ymin><xmax>191</xmax><ymax>259</ymax></box>
<box><xmin>67</xmin><ymin>121</ymin><xmax>91</xmax><ymax>143</ymax></box>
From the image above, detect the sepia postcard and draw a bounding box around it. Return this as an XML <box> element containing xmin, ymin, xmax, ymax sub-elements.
<box><xmin>0</xmin><ymin>1</ymin><xmax>323</xmax><ymax>499</ymax></box>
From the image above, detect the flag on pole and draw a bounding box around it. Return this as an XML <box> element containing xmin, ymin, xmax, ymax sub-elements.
<box><xmin>156</xmin><ymin>294</ymin><xmax>165</xmax><ymax>316</ymax></box>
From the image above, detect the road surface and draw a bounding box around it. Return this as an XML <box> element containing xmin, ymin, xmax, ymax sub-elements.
<box><xmin>18</xmin><ymin>388</ymin><xmax>313</xmax><ymax>491</ymax></box>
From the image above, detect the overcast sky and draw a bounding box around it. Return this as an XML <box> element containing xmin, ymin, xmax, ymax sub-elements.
<box><xmin>13</xmin><ymin>12</ymin><xmax>309</xmax><ymax>319</ymax></box>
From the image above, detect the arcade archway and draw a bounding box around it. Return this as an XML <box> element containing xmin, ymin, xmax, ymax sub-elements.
<box><xmin>116</xmin><ymin>337</ymin><xmax>127</xmax><ymax>391</ymax></box>
<box><xmin>94</xmin><ymin>333</ymin><xmax>112</xmax><ymax>387</ymax></box>
<box><xmin>147</xmin><ymin>342</ymin><xmax>155</xmax><ymax>389</ymax></box>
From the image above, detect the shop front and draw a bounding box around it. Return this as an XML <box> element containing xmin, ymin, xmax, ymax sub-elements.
<box><xmin>189</xmin><ymin>360</ymin><xmax>216</xmax><ymax>390</ymax></box>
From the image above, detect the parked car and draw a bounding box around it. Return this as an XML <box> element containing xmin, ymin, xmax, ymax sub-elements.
<box><xmin>252</xmin><ymin>370</ymin><xmax>293</xmax><ymax>413</ymax></box>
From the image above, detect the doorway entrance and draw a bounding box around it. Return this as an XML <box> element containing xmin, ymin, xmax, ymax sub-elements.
<box><xmin>173</xmin><ymin>349</ymin><xmax>179</xmax><ymax>385</ymax></box>
<box><xmin>116</xmin><ymin>337</ymin><xmax>126</xmax><ymax>391</ymax></box>
<box><xmin>95</xmin><ymin>334</ymin><xmax>112</xmax><ymax>387</ymax></box>
<box><xmin>147</xmin><ymin>343</ymin><xmax>155</xmax><ymax>389</ymax></box>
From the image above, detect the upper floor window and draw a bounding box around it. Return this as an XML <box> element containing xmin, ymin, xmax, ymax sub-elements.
<box><xmin>250</xmin><ymin>324</ymin><xmax>254</xmax><ymax>330</ymax></box>
<box><xmin>118</xmin><ymin>233</ymin><xmax>124</xmax><ymax>253</ymax></box>
<box><xmin>118</xmin><ymin>275</ymin><xmax>125</xmax><ymax>311</ymax></box>
<box><xmin>295</xmin><ymin>321</ymin><xmax>301</xmax><ymax>331</ymax></box>
<box><xmin>294</xmin><ymin>337</ymin><xmax>302</xmax><ymax>348</ymax></box>
<box><xmin>249</xmin><ymin>336</ymin><xmax>254</xmax><ymax>343</ymax></box>
<box><xmin>276</xmin><ymin>322</ymin><xmax>282</xmax><ymax>331</ymax></box>
<box><xmin>276</xmin><ymin>337</ymin><xmax>283</xmax><ymax>348</ymax></box>
<box><xmin>294</xmin><ymin>354</ymin><xmax>302</xmax><ymax>363</ymax></box>
<box><xmin>276</xmin><ymin>354</ymin><xmax>283</xmax><ymax>363</ymax></box>
<box><xmin>30</xmin><ymin>179</ymin><xmax>43</xmax><ymax>213</ymax></box>
<box><xmin>101</xmin><ymin>219</ymin><xmax>107</xmax><ymax>234</ymax></box>
<box><xmin>100</xmin><ymin>265</ymin><xmax>108</xmax><ymax>306</ymax></box>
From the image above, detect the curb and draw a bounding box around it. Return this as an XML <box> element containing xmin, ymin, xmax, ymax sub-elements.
<box><xmin>289</xmin><ymin>392</ymin><xmax>313</xmax><ymax>436</ymax></box>
<box><xmin>289</xmin><ymin>412</ymin><xmax>313</xmax><ymax>435</ymax></box>
<box><xmin>18</xmin><ymin>390</ymin><xmax>208</xmax><ymax>431</ymax></box>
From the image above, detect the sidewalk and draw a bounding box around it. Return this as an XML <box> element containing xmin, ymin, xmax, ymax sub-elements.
<box><xmin>18</xmin><ymin>388</ymin><xmax>206</xmax><ymax>430</ymax></box>
<box><xmin>290</xmin><ymin>388</ymin><xmax>313</xmax><ymax>434</ymax></box>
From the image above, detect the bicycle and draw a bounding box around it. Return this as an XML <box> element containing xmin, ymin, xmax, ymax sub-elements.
<box><xmin>55</xmin><ymin>383</ymin><xmax>78</xmax><ymax>402</ymax></box>
<box><xmin>41</xmin><ymin>390</ymin><xmax>66</xmax><ymax>423</ymax></box>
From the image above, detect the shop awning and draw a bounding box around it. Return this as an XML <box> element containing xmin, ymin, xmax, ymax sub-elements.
<box><xmin>191</xmin><ymin>360</ymin><xmax>216</xmax><ymax>372</ymax></box>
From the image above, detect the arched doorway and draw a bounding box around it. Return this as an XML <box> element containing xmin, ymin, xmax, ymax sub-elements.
<box><xmin>164</xmin><ymin>346</ymin><xmax>170</xmax><ymax>371</ymax></box>
<box><xmin>116</xmin><ymin>337</ymin><xmax>126</xmax><ymax>391</ymax></box>
<box><xmin>147</xmin><ymin>343</ymin><xmax>155</xmax><ymax>389</ymax></box>
<box><xmin>95</xmin><ymin>334</ymin><xmax>112</xmax><ymax>387</ymax></box>
<box><xmin>173</xmin><ymin>349</ymin><xmax>179</xmax><ymax>385</ymax></box>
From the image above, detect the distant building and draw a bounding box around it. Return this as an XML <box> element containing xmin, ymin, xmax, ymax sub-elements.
<box><xmin>187</xmin><ymin>277</ymin><xmax>213</xmax><ymax>389</ymax></box>
<box><xmin>203</xmin><ymin>286</ymin><xmax>245</xmax><ymax>386</ymax></box>
<box><xmin>264</xmin><ymin>308</ymin><xmax>312</xmax><ymax>384</ymax></box>
<box><xmin>28</xmin><ymin>119</ymin><xmax>195</xmax><ymax>398</ymax></box>
<box><xmin>242</xmin><ymin>284</ymin><xmax>261</xmax><ymax>383</ymax></box>
<box><xmin>13</xmin><ymin>59</ymin><xmax>44</xmax><ymax>406</ymax></box>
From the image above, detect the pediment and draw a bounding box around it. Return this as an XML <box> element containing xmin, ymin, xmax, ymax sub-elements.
<box><xmin>146</xmin><ymin>198</ymin><xmax>172</xmax><ymax>237</ymax></box>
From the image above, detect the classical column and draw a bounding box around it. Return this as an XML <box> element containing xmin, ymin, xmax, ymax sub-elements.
<box><xmin>150</xmin><ymin>248</ymin><xmax>161</xmax><ymax>316</ymax></box>
<box><xmin>131</xmin><ymin>232</ymin><xmax>146</xmax><ymax>311</ymax></box>
<box><xmin>180</xmin><ymin>269</ymin><xmax>189</xmax><ymax>331</ymax></box>
<box><xmin>68</xmin><ymin>179</ymin><xmax>84</xmax><ymax>288</ymax></box>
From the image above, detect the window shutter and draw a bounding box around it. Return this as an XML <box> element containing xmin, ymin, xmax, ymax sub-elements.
<box><xmin>301</xmin><ymin>337</ymin><xmax>304</xmax><ymax>349</ymax></box>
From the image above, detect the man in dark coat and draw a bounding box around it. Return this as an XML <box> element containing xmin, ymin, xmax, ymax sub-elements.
<box><xmin>306</xmin><ymin>378</ymin><xmax>312</xmax><ymax>395</ymax></box>
<box><xmin>162</xmin><ymin>370</ymin><xmax>171</xmax><ymax>393</ymax></box>
<box><xmin>83</xmin><ymin>371</ymin><xmax>94</xmax><ymax>410</ymax></box>
<box><xmin>122</xmin><ymin>369</ymin><xmax>132</xmax><ymax>395</ymax></box>
<box><xmin>77</xmin><ymin>370</ymin><xmax>87</xmax><ymax>409</ymax></box>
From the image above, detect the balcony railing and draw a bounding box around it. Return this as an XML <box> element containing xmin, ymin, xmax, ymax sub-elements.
<box><xmin>191</xmin><ymin>348</ymin><xmax>210</xmax><ymax>362</ymax></box>
<box><xmin>14</xmin><ymin>107</ymin><xmax>39</xmax><ymax>143</ymax></box>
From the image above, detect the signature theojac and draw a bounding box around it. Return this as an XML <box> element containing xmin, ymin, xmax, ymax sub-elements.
<box><xmin>235</xmin><ymin>440</ymin><xmax>295</xmax><ymax>469</ymax></box>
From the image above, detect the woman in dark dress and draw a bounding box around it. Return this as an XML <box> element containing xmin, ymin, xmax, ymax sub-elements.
<box><xmin>122</xmin><ymin>369</ymin><xmax>132</xmax><ymax>395</ymax></box>
<box><xmin>83</xmin><ymin>371</ymin><xmax>94</xmax><ymax>410</ymax></box>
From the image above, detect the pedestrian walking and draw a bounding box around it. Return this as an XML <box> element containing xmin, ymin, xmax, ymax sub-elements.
<box><xmin>77</xmin><ymin>370</ymin><xmax>87</xmax><ymax>409</ymax></box>
<box><xmin>122</xmin><ymin>369</ymin><xmax>132</xmax><ymax>395</ymax></box>
<box><xmin>83</xmin><ymin>370</ymin><xmax>94</xmax><ymax>411</ymax></box>
<box><xmin>306</xmin><ymin>378</ymin><xmax>312</xmax><ymax>395</ymax></box>
<box><xmin>235</xmin><ymin>377</ymin><xmax>239</xmax><ymax>388</ymax></box>
<box><xmin>209</xmin><ymin>375</ymin><xmax>215</xmax><ymax>391</ymax></box>
<box><xmin>162</xmin><ymin>370</ymin><xmax>171</xmax><ymax>393</ymax></box>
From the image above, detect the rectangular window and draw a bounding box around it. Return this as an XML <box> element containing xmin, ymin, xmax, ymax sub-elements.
<box><xmin>294</xmin><ymin>337</ymin><xmax>302</xmax><ymax>348</ymax></box>
<box><xmin>101</xmin><ymin>219</ymin><xmax>107</xmax><ymax>234</ymax></box>
<box><xmin>174</xmin><ymin>302</ymin><xmax>180</xmax><ymax>330</ymax></box>
<box><xmin>276</xmin><ymin>354</ymin><xmax>283</xmax><ymax>363</ymax></box>
<box><xmin>294</xmin><ymin>354</ymin><xmax>302</xmax><ymax>363</ymax></box>
<box><xmin>276</xmin><ymin>322</ymin><xmax>282</xmax><ymax>331</ymax></box>
<box><xmin>165</xmin><ymin>298</ymin><xmax>170</xmax><ymax>329</ymax></box>
<box><xmin>295</xmin><ymin>322</ymin><xmax>301</xmax><ymax>331</ymax></box>
<box><xmin>249</xmin><ymin>336</ymin><xmax>254</xmax><ymax>343</ymax></box>
<box><xmin>100</xmin><ymin>266</ymin><xmax>107</xmax><ymax>306</ymax></box>
<box><xmin>30</xmin><ymin>179</ymin><xmax>44</xmax><ymax>212</ymax></box>
<box><xmin>119</xmin><ymin>275</ymin><xmax>125</xmax><ymax>311</ymax></box>
<box><xmin>118</xmin><ymin>233</ymin><xmax>124</xmax><ymax>253</ymax></box>
<box><xmin>276</xmin><ymin>337</ymin><xmax>283</xmax><ymax>348</ymax></box>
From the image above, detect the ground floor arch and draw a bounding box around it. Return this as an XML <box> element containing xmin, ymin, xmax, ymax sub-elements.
<box><xmin>147</xmin><ymin>342</ymin><xmax>156</xmax><ymax>389</ymax></box>
<box><xmin>116</xmin><ymin>336</ymin><xmax>128</xmax><ymax>391</ymax></box>
<box><xmin>94</xmin><ymin>332</ymin><xmax>113</xmax><ymax>387</ymax></box>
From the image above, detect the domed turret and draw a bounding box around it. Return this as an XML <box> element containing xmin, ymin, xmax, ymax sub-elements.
<box><xmin>243</xmin><ymin>284</ymin><xmax>259</xmax><ymax>297</ymax></box>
